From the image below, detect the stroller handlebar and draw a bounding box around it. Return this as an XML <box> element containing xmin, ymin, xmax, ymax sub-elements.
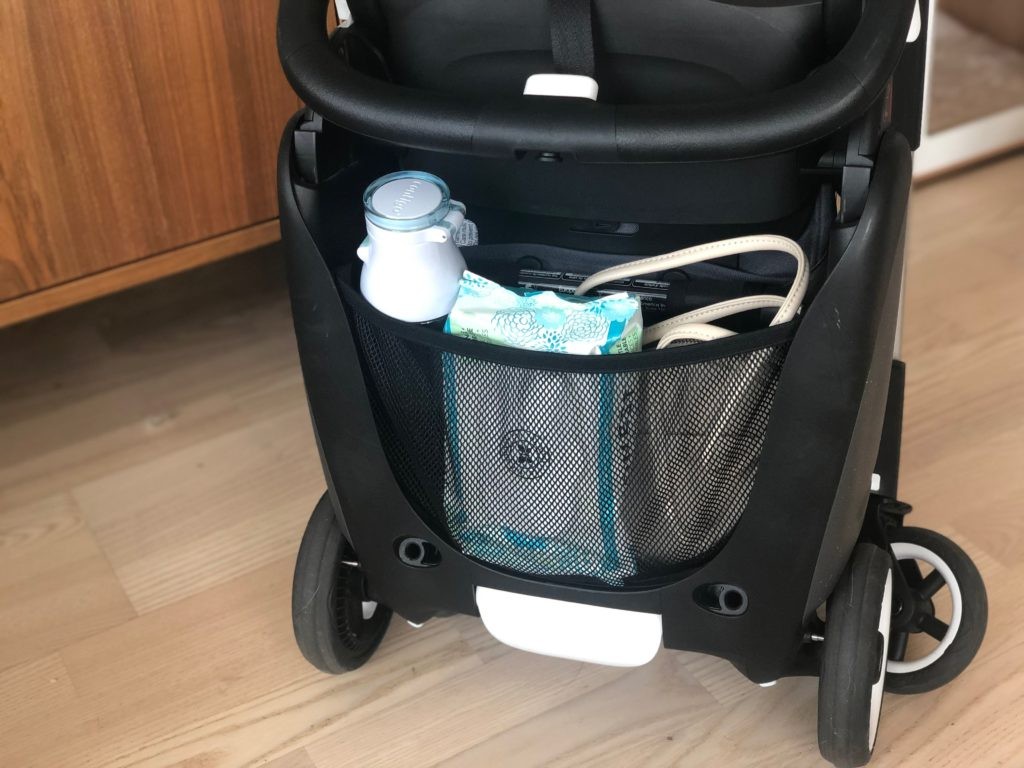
<box><xmin>277</xmin><ymin>0</ymin><xmax>917</xmax><ymax>162</ymax></box>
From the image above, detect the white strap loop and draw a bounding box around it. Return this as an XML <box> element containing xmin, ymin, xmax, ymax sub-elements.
<box><xmin>575</xmin><ymin>235</ymin><xmax>808</xmax><ymax>349</ymax></box>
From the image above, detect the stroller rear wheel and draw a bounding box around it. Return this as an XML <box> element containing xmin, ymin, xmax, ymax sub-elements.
<box><xmin>292</xmin><ymin>494</ymin><xmax>392</xmax><ymax>673</ymax></box>
<box><xmin>885</xmin><ymin>527</ymin><xmax>987</xmax><ymax>694</ymax></box>
<box><xmin>818</xmin><ymin>544</ymin><xmax>893</xmax><ymax>768</ymax></box>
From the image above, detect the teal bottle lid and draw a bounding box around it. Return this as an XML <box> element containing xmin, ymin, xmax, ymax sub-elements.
<box><xmin>363</xmin><ymin>171</ymin><xmax>452</xmax><ymax>232</ymax></box>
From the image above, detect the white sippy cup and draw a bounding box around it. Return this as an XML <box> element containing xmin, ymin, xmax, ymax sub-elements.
<box><xmin>357</xmin><ymin>171</ymin><xmax>468</xmax><ymax>323</ymax></box>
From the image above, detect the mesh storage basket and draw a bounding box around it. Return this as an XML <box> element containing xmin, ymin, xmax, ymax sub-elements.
<box><xmin>341</xmin><ymin>278</ymin><xmax>794</xmax><ymax>586</ymax></box>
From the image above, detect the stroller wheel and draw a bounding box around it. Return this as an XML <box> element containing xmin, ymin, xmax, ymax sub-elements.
<box><xmin>885</xmin><ymin>527</ymin><xmax>987</xmax><ymax>695</ymax></box>
<box><xmin>818</xmin><ymin>544</ymin><xmax>893</xmax><ymax>768</ymax></box>
<box><xmin>292</xmin><ymin>494</ymin><xmax>392</xmax><ymax>674</ymax></box>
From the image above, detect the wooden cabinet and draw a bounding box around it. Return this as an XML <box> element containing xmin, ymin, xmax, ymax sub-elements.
<box><xmin>0</xmin><ymin>0</ymin><xmax>301</xmax><ymax>326</ymax></box>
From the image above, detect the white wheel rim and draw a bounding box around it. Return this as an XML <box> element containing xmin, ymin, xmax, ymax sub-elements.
<box><xmin>869</xmin><ymin>569</ymin><xmax>893</xmax><ymax>750</ymax></box>
<box><xmin>886</xmin><ymin>542</ymin><xmax>963</xmax><ymax>675</ymax></box>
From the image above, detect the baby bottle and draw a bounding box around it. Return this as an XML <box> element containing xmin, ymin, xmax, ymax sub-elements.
<box><xmin>357</xmin><ymin>171</ymin><xmax>468</xmax><ymax>323</ymax></box>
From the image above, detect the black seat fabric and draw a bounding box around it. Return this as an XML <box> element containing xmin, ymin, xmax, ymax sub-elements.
<box><xmin>343</xmin><ymin>0</ymin><xmax>840</xmax><ymax>230</ymax></box>
<box><xmin>350</xmin><ymin>0</ymin><xmax>826</xmax><ymax>104</ymax></box>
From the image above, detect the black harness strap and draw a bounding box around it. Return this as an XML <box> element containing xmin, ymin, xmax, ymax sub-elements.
<box><xmin>549</xmin><ymin>0</ymin><xmax>596</xmax><ymax>78</ymax></box>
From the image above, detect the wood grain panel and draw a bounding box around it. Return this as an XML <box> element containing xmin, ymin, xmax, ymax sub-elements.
<box><xmin>0</xmin><ymin>0</ymin><xmax>298</xmax><ymax>302</ymax></box>
<box><xmin>0</xmin><ymin>220</ymin><xmax>280</xmax><ymax>328</ymax></box>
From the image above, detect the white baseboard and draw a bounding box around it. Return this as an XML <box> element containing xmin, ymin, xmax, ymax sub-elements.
<box><xmin>914</xmin><ymin>106</ymin><xmax>1024</xmax><ymax>179</ymax></box>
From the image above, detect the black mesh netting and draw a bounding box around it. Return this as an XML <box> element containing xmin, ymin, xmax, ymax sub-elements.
<box><xmin>349</xmin><ymin>306</ymin><xmax>790</xmax><ymax>586</ymax></box>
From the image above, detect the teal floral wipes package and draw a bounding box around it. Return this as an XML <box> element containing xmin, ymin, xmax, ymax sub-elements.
<box><xmin>444</xmin><ymin>271</ymin><xmax>643</xmax><ymax>354</ymax></box>
<box><xmin>440</xmin><ymin>270</ymin><xmax>642</xmax><ymax>582</ymax></box>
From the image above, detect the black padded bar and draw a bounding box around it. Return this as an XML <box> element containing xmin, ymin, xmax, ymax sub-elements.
<box><xmin>277</xmin><ymin>0</ymin><xmax>916</xmax><ymax>162</ymax></box>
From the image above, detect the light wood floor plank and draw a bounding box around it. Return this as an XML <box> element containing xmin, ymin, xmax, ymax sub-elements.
<box><xmin>0</xmin><ymin>653</ymin><xmax>98</xmax><ymax>768</ymax></box>
<box><xmin>265</xmin><ymin>750</ymin><xmax>318</xmax><ymax>768</ymax></box>
<box><xmin>0</xmin><ymin>493</ymin><xmax>135</xmax><ymax>672</ymax></box>
<box><xmin>72</xmin><ymin>407</ymin><xmax>321</xmax><ymax>613</ymax></box>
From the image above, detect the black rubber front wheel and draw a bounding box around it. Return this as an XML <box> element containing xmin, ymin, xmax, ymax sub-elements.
<box><xmin>292</xmin><ymin>494</ymin><xmax>392</xmax><ymax>673</ymax></box>
<box><xmin>885</xmin><ymin>527</ymin><xmax>987</xmax><ymax>695</ymax></box>
<box><xmin>818</xmin><ymin>544</ymin><xmax>893</xmax><ymax>768</ymax></box>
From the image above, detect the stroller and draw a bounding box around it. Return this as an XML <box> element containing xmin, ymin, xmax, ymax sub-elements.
<box><xmin>276</xmin><ymin>1</ymin><xmax>988</xmax><ymax>765</ymax></box>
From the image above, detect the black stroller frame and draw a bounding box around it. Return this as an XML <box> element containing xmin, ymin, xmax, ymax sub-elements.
<box><xmin>277</xmin><ymin>1</ymin><xmax>988</xmax><ymax>765</ymax></box>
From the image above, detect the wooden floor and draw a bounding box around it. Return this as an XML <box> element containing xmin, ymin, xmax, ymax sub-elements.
<box><xmin>1</xmin><ymin>153</ymin><xmax>1022</xmax><ymax>768</ymax></box>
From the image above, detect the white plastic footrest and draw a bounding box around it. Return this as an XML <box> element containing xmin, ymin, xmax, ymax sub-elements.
<box><xmin>475</xmin><ymin>586</ymin><xmax>662</xmax><ymax>667</ymax></box>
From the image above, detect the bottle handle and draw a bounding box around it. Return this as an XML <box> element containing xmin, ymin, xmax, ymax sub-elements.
<box><xmin>425</xmin><ymin>200</ymin><xmax>466</xmax><ymax>244</ymax></box>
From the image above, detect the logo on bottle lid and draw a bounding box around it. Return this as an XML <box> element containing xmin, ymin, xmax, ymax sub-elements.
<box><xmin>389</xmin><ymin>179</ymin><xmax>424</xmax><ymax>216</ymax></box>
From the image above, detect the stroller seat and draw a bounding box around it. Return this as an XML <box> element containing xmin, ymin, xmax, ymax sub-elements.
<box><xmin>356</xmin><ymin>0</ymin><xmax>834</xmax><ymax>103</ymax></box>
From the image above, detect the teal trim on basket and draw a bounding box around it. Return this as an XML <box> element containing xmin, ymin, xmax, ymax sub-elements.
<box><xmin>596</xmin><ymin>373</ymin><xmax>622</xmax><ymax>576</ymax></box>
<box><xmin>442</xmin><ymin>352</ymin><xmax>467</xmax><ymax>530</ymax></box>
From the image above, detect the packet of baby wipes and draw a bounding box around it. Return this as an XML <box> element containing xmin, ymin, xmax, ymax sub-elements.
<box><xmin>444</xmin><ymin>271</ymin><xmax>642</xmax><ymax>354</ymax></box>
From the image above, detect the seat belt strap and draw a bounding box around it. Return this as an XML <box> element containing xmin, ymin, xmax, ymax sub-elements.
<box><xmin>549</xmin><ymin>0</ymin><xmax>596</xmax><ymax>78</ymax></box>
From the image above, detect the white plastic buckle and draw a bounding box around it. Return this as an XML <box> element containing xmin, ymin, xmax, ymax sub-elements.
<box><xmin>476</xmin><ymin>586</ymin><xmax>662</xmax><ymax>667</ymax></box>
<box><xmin>907</xmin><ymin>1</ymin><xmax>921</xmax><ymax>43</ymax></box>
<box><xmin>523</xmin><ymin>73</ymin><xmax>599</xmax><ymax>101</ymax></box>
<box><xmin>335</xmin><ymin>0</ymin><xmax>354</xmax><ymax>28</ymax></box>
